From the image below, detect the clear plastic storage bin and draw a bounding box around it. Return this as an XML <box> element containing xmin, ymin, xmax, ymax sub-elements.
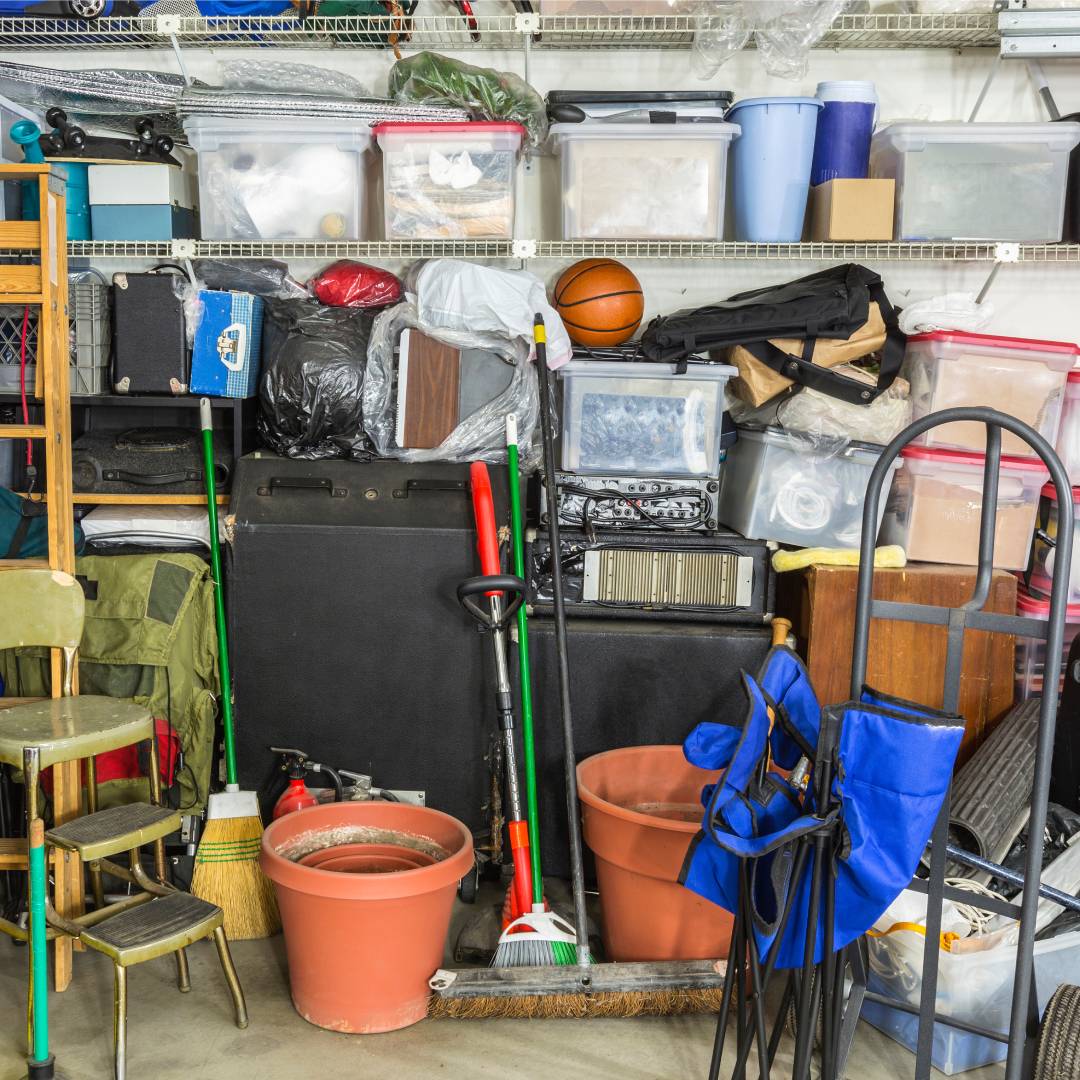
<box><xmin>374</xmin><ymin>121</ymin><xmax>524</xmax><ymax>240</ymax></box>
<box><xmin>1015</xmin><ymin>585</ymin><xmax>1080</xmax><ymax>701</ymax></box>
<box><xmin>549</xmin><ymin>122</ymin><xmax>738</xmax><ymax>240</ymax></box>
<box><xmin>863</xmin><ymin>921</ymin><xmax>1080</xmax><ymax>1075</ymax></box>
<box><xmin>718</xmin><ymin>427</ymin><xmax>899</xmax><ymax>548</ymax></box>
<box><xmin>903</xmin><ymin>331</ymin><xmax>1077</xmax><ymax>458</ymax></box>
<box><xmin>1055</xmin><ymin>370</ymin><xmax>1080</xmax><ymax>486</ymax></box>
<box><xmin>184</xmin><ymin>116</ymin><xmax>371</xmax><ymax>240</ymax></box>
<box><xmin>870</xmin><ymin>122</ymin><xmax>1080</xmax><ymax>241</ymax></box>
<box><xmin>881</xmin><ymin>446</ymin><xmax>1047</xmax><ymax>569</ymax></box>
<box><xmin>558</xmin><ymin>360</ymin><xmax>735</xmax><ymax>478</ymax></box>
<box><xmin>1029</xmin><ymin>483</ymin><xmax>1080</xmax><ymax>605</ymax></box>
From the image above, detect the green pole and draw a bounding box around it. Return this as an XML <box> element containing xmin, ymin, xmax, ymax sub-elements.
<box><xmin>28</xmin><ymin>818</ymin><xmax>48</xmax><ymax>1063</ymax></box>
<box><xmin>201</xmin><ymin>399</ymin><xmax>237</xmax><ymax>788</ymax></box>
<box><xmin>507</xmin><ymin>416</ymin><xmax>543</xmax><ymax>905</ymax></box>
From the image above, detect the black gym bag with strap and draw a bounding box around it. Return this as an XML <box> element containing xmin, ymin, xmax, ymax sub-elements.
<box><xmin>639</xmin><ymin>264</ymin><xmax>905</xmax><ymax>407</ymax></box>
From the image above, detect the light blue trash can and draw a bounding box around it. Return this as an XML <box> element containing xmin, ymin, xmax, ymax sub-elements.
<box><xmin>728</xmin><ymin>96</ymin><xmax>823</xmax><ymax>242</ymax></box>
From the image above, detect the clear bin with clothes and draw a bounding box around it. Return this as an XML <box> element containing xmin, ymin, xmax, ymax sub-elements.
<box><xmin>558</xmin><ymin>359</ymin><xmax>735</xmax><ymax>478</ymax></box>
<box><xmin>1029</xmin><ymin>483</ymin><xmax>1080</xmax><ymax>605</ymax></box>
<box><xmin>870</xmin><ymin>121</ymin><xmax>1080</xmax><ymax>241</ymax></box>
<box><xmin>881</xmin><ymin>446</ymin><xmax>1047</xmax><ymax>570</ymax></box>
<box><xmin>717</xmin><ymin>426</ymin><xmax>898</xmax><ymax>549</ymax></box>
<box><xmin>374</xmin><ymin>121</ymin><xmax>524</xmax><ymax>240</ymax></box>
<box><xmin>1014</xmin><ymin>585</ymin><xmax>1080</xmax><ymax>701</ymax></box>
<box><xmin>1054</xmin><ymin>370</ymin><xmax>1080</xmax><ymax>486</ymax></box>
<box><xmin>902</xmin><ymin>331</ymin><xmax>1076</xmax><ymax>459</ymax></box>
<box><xmin>549</xmin><ymin>121</ymin><xmax>738</xmax><ymax>240</ymax></box>
<box><xmin>183</xmin><ymin>116</ymin><xmax>372</xmax><ymax>241</ymax></box>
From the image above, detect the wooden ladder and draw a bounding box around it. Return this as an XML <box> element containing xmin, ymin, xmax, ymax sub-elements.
<box><xmin>0</xmin><ymin>164</ymin><xmax>82</xmax><ymax>991</ymax></box>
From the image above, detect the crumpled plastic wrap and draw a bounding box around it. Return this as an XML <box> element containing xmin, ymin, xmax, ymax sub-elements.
<box><xmin>310</xmin><ymin>261</ymin><xmax>403</xmax><ymax>309</ymax></box>
<box><xmin>729</xmin><ymin>364</ymin><xmax>913</xmax><ymax>449</ymax></box>
<box><xmin>897</xmin><ymin>292</ymin><xmax>995</xmax><ymax>336</ymax></box>
<box><xmin>692</xmin><ymin>0</ymin><xmax>848</xmax><ymax>80</ymax></box>
<box><xmin>220</xmin><ymin>59</ymin><xmax>370</xmax><ymax>99</ymax></box>
<box><xmin>363</xmin><ymin>301</ymin><xmax>542</xmax><ymax>468</ymax></box>
<box><xmin>258</xmin><ymin>299</ymin><xmax>376</xmax><ymax>461</ymax></box>
<box><xmin>192</xmin><ymin>259</ymin><xmax>308</xmax><ymax>299</ymax></box>
<box><xmin>387</xmin><ymin>51</ymin><xmax>548</xmax><ymax>150</ymax></box>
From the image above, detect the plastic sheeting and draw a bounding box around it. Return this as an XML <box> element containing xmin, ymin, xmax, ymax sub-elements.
<box><xmin>221</xmin><ymin>59</ymin><xmax>371</xmax><ymax>100</ymax></box>
<box><xmin>258</xmin><ymin>299</ymin><xmax>375</xmax><ymax>461</ymax></box>
<box><xmin>310</xmin><ymin>261</ymin><xmax>403</xmax><ymax>309</ymax></box>
<box><xmin>388</xmin><ymin>51</ymin><xmax>548</xmax><ymax>150</ymax></box>
<box><xmin>363</xmin><ymin>301</ymin><xmax>542</xmax><ymax>469</ymax></box>
<box><xmin>692</xmin><ymin>0</ymin><xmax>848</xmax><ymax>81</ymax></box>
<box><xmin>898</xmin><ymin>292</ymin><xmax>996</xmax><ymax>336</ymax></box>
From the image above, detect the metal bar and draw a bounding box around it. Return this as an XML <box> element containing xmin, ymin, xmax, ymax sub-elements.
<box><xmin>939</xmin><ymin>843</ymin><xmax>1080</xmax><ymax>913</ymax></box>
<box><xmin>863</xmin><ymin>990</ymin><xmax>1011</xmax><ymax>1043</ymax></box>
<box><xmin>905</xmin><ymin>875</ymin><xmax>1022</xmax><ymax>919</ymax></box>
<box><xmin>867</xmin><ymin>601</ymin><xmax>1048</xmax><ymax>638</ymax></box>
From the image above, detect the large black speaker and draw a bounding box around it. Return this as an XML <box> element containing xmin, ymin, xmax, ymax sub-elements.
<box><xmin>229</xmin><ymin>454</ymin><xmax>771</xmax><ymax>877</ymax></box>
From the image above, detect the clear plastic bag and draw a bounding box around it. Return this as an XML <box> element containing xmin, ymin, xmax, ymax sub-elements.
<box><xmin>363</xmin><ymin>301</ymin><xmax>541</xmax><ymax>469</ymax></box>
<box><xmin>897</xmin><ymin>292</ymin><xmax>996</xmax><ymax>336</ymax></box>
<box><xmin>220</xmin><ymin>59</ymin><xmax>370</xmax><ymax>100</ymax></box>
<box><xmin>692</xmin><ymin>0</ymin><xmax>847</xmax><ymax>80</ymax></box>
<box><xmin>387</xmin><ymin>51</ymin><xmax>548</xmax><ymax>150</ymax></box>
<box><xmin>729</xmin><ymin>364</ymin><xmax>913</xmax><ymax>448</ymax></box>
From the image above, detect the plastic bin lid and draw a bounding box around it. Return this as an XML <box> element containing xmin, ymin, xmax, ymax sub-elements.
<box><xmin>727</xmin><ymin>96</ymin><xmax>823</xmax><ymax>115</ymax></box>
<box><xmin>559</xmin><ymin>359</ymin><xmax>737</xmax><ymax>378</ymax></box>
<box><xmin>900</xmin><ymin>444</ymin><xmax>1050</xmax><ymax>473</ymax></box>
<box><xmin>548</xmin><ymin>90</ymin><xmax>734</xmax><ymax>105</ymax></box>
<box><xmin>737</xmin><ymin>424</ymin><xmax>900</xmax><ymax>464</ymax></box>
<box><xmin>908</xmin><ymin>329</ymin><xmax>1080</xmax><ymax>358</ymax></box>
<box><xmin>873</xmin><ymin>121</ymin><xmax>1080</xmax><ymax>148</ymax></box>
<box><xmin>549</xmin><ymin>121</ymin><xmax>739</xmax><ymax>142</ymax></box>
<box><xmin>1069</xmin><ymin>369</ymin><xmax>1080</xmax><ymax>383</ymax></box>
<box><xmin>1040</xmin><ymin>481</ymin><xmax>1080</xmax><ymax>502</ymax></box>
<box><xmin>1016</xmin><ymin>584</ymin><xmax>1080</xmax><ymax>621</ymax></box>
<box><xmin>372</xmin><ymin>121</ymin><xmax>525</xmax><ymax>137</ymax></box>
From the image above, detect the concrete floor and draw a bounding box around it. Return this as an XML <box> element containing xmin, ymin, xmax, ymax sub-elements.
<box><xmin>0</xmin><ymin>925</ymin><xmax>1009</xmax><ymax>1080</ymax></box>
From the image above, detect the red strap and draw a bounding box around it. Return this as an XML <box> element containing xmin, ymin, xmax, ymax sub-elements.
<box><xmin>469</xmin><ymin>461</ymin><xmax>502</xmax><ymax>580</ymax></box>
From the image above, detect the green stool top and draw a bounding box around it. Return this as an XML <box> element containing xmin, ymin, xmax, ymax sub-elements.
<box><xmin>0</xmin><ymin>696</ymin><xmax>153</xmax><ymax>769</ymax></box>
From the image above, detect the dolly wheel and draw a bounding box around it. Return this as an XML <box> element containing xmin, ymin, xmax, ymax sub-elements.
<box><xmin>1036</xmin><ymin>984</ymin><xmax>1080</xmax><ymax>1079</ymax></box>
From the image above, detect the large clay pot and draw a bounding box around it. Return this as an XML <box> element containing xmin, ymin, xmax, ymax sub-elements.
<box><xmin>261</xmin><ymin>800</ymin><xmax>472</xmax><ymax>1033</ymax></box>
<box><xmin>577</xmin><ymin>745</ymin><xmax>733</xmax><ymax>962</ymax></box>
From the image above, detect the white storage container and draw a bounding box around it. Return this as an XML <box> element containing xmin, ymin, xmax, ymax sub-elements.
<box><xmin>88</xmin><ymin>163</ymin><xmax>196</xmax><ymax>209</ymax></box>
<box><xmin>870</xmin><ymin>121</ymin><xmax>1080</xmax><ymax>241</ymax></box>
<box><xmin>558</xmin><ymin>360</ymin><xmax>735</xmax><ymax>478</ymax></box>
<box><xmin>718</xmin><ymin>427</ymin><xmax>899</xmax><ymax>548</ymax></box>
<box><xmin>184</xmin><ymin>116</ymin><xmax>371</xmax><ymax>240</ymax></box>
<box><xmin>1055</xmin><ymin>370</ymin><xmax>1080</xmax><ymax>485</ymax></box>
<box><xmin>863</xmin><ymin>921</ymin><xmax>1080</xmax><ymax>1075</ymax></box>
<box><xmin>1029</xmin><ymin>483</ymin><xmax>1080</xmax><ymax>606</ymax></box>
<box><xmin>881</xmin><ymin>446</ymin><xmax>1048</xmax><ymax>569</ymax></box>
<box><xmin>1015</xmin><ymin>585</ymin><xmax>1080</xmax><ymax>701</ymax></box>
<box><xmin>374</xmin><ymin>121</ymin><xmax>524</xmax><ymax>240</ymax></box>
<box><xmin>549</xmin><ymin>121</ymin><xmax>738</xmax><ymax>240</ymax></box>
<box><xmin>902</xmin><ymin>330</ymin><xmax>1077</xmax><ymax>458</ymax></box>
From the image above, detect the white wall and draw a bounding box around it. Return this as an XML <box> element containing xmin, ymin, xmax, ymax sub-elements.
<box><xmin>10</xmin><ymin>6</ymin><xmax>1080</xmax><ymax>344</ymax></box>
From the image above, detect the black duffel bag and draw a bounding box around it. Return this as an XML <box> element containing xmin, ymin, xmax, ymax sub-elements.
<box><xmin>640</xmin><ymin>264</ymin><xmax>905</xmax><ymax>406</ymax></box>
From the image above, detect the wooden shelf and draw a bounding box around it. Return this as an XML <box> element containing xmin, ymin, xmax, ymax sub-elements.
<box><xmin>21</xmin><ymin>492</ymin><xmax>228</xmax><ymax>506</ymax></box>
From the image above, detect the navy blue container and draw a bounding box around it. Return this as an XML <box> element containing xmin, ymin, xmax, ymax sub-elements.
<box><xmin>810</xmin><ymin>80</ymin><xmax>877</xmax><ymax>186</ymax></box>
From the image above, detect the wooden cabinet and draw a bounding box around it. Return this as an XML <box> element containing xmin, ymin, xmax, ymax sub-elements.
<box><xmin>779</xmin><ymin>563</ymin><xmax>1017</xmax><ymax>763</ymax></box>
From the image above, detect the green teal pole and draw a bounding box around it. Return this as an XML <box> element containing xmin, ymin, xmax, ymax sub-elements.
<box><xmin>507</xmin><ymin>418</ymin><xmax>543</xmax><ymax>905</ymax></box>
<box><xmin>28</xmin><ymin>818</ymin><xmax>48</xmax><ymax>1063</ymax></box>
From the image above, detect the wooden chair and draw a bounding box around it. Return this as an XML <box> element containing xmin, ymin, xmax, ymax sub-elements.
<box><xmin>0</xmin><ymin>568</ymin><xmax>247</xmax><ymax>1080</ymax></box>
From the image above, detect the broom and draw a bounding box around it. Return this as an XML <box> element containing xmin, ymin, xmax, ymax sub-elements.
<box><xmin>429</xmin><ymin>316</ymin><xmax>729</xmax><ymax>1018</ymax></box>
<box><xmin>190</xmin><ymin>398</ymin><xmax>279</xmax><ymax>940</ymax></box>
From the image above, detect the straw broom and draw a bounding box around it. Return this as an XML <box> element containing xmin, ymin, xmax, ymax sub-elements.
<box><xmin>190</xmin><ymin>399</ymin><xmax>279</xmax><ymax>939</ymax></box>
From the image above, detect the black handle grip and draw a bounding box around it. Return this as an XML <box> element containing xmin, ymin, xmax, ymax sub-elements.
<box><xmin>457</xmin><ymin>574</ymin><xmax>526</xmax><ymax>628</ymax></box>
<box><xmin>102</xmin><ymin>469</ymin><xmax>195</xmax><ymax>486</ymax></box>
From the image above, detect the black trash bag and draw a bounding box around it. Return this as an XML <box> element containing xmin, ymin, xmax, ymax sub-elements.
<box><xmin>257</xmin><ymin>299</ymin><xmax>375</xmax><ymax>461</ymax></box>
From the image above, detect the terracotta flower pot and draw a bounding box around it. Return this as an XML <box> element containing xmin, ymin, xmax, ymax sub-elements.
<box><xmin>577</xmin><ymin>745</ymin><xmax>733</xmax><ymax>962</ymax></box>
<box><xmin>261</xmin><ymin>800</ymin><xmax>473</xmax><ymax>1033</ymax></box>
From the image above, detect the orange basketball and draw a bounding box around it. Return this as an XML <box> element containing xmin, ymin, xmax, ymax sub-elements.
<box><xmin>552</xmin><ymin>258</ymin><xmax>644</xmax><ymax>348</ymax></box>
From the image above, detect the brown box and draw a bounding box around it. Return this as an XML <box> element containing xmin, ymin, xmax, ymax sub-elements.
<box><xmin>778</xmin><ymin>562</ymin><xmax>1016</xmax><ymax>764</ymax></box>
<box><xmin>809</xmin><ymin>178</ymin><xmax>895</xmax><ymax>242</ymax></box>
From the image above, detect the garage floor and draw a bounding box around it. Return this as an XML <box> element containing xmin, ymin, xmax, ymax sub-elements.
<box><xmin>0</xmin><ymin>922</ymin><xmax>1007</xmax><ymax>1080</ymax></box>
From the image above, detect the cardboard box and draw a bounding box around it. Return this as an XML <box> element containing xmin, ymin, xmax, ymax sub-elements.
<box><xmin>809</xmin><ymin>178</ymin><xmax>895</xmax><ymax>241</ymax></box>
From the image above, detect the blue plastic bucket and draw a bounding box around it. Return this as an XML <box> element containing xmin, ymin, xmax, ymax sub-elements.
<box><xmin>728</xmin><ymin>96</ymin><xmax>822</xmax><ymax>242</ymax></box>
<box><xmin>811</xmin><ymin>81</ymin><xmax>878</xmax><ymax>185</ymax></box>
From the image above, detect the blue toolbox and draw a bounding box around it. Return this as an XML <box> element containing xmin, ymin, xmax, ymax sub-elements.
<box><xmin>189</xmin><ymin>290</ymin><xmax>264</xmax><ymax>398</ymax></box>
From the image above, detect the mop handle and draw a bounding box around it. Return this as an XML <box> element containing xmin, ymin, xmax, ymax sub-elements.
<box><xmin>200</xmin><ymin>398</ymin><xmax>237</xmax><ymax>789</ymax></box>
<box><xmin>469</xmin><ymin>462</ymin><xmax>502</xmax><ymax>588</ymax></box>
<box><xmin>28</xmin><ymin>817</ymin><xmax>48</xmax><ymax>1064</ymax></box>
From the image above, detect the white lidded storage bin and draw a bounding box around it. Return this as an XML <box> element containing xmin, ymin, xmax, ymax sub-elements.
<box><xmin>558</xmin><ymin>360</ymin><xmax>735</xmax><ymax>478</ymax></box>
<box><xmin>1055</xmin><ymin>370</ymin><xmax>1080</xmax><ymax>485</ymax></box>
<box><xmin>718</xmin><ymin>427</ymin><xmax>899</xmax><ymax>548</ymax></box>
<box><xmin>903</xmin><ymin>330</ymin><xmax>1077</xmax><ymax>459</ymax></box>
<box><xmin>1015</xmin><ymin>584</ymin><xmax>1080</xmax><ymax>701</ymax></box>
<box><xmin>1029</xmin><ymin>483</ymin><xmax>1080</xmax><ymax>606</ymax></box>
<box><xmin>374</xmin><ymin>121</ymin><xmax>524</xmax><ymax>240</ymax></box>
<box><xmin>549</xmin><ymin>121</ymin><xmax>739</xmax><ymax>240</ymax></box>
<box><xmin>870</xmin><ymin>121</ymin><xmax>1080</xmax><ymax>241</ymax></box>
<box><xmin>184</xmin><ymin>116</ymin><xmax>371</xmax><ymax>240</ymax></box>
<box><xmin>863</xmin><ymin>919</ymin><xmax>1080</xmax><ymax>1075</ymax></box>
<box><xmin>881</xmin><ymin>446</ymin><xmax>1047</xmax><ymax>569</ymax></box>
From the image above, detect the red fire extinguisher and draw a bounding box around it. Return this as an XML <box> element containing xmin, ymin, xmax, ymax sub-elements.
<box><xmin>271</xmin><ymin>749</ymin><xmax>319</xmax><ymax>820</ymax></box>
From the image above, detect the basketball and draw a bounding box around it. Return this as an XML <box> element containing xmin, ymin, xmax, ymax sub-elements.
<box><xmin>552</xmin><ymin>258</ymin><xmax>644</xmax><ymax>348</ymax></box>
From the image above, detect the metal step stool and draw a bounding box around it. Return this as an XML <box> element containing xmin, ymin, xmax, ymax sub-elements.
<box><xmin>47</xmin><ymin>804</ymin><xmax>180</xmax><ymax>862</ymax></box>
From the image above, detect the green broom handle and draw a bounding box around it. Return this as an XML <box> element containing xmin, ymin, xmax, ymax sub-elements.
<box><xmin>29</xmin><ymin>817</ymin><xmax>48</xmax><ymax>1064</ymax></box>
<box><xmin>201</xmin><ymin>399</ymin><xmax>237</xmax><ymax>789</ymax></box>
<box><xmin>507</xmin><ymin>417</ymin><xmax>543</xmax><ymax>905</ymax></box>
